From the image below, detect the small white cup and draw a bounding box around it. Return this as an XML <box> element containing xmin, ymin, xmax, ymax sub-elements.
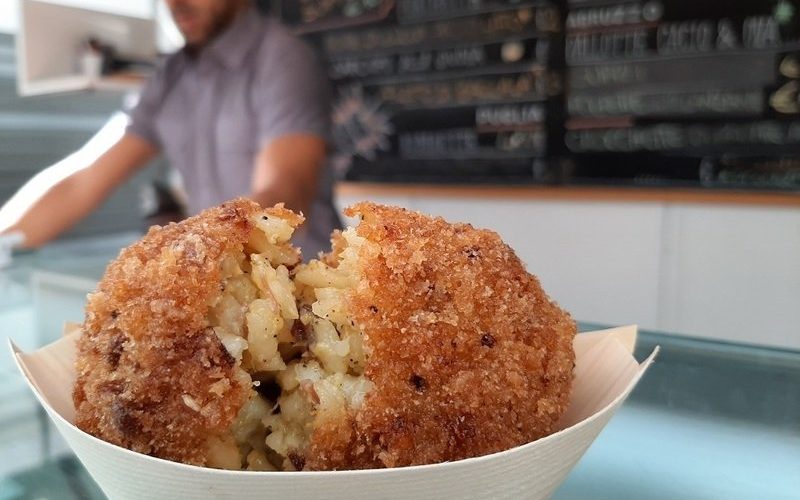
<box><xmin>0</xmin><ymin>231</ymin><xmax>24</xmax><ymax>269</ymax></box>
<box><xmin>81</xmin><ymin>52</ymin><xmax>103</xmax><ymax>82</ymax></box>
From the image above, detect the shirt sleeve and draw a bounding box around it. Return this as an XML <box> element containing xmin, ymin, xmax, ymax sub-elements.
<box><xmin>252</xmin><ymin>28</ymin><xmax>332</xmax><ymax>148</ymax></box>
<box><xmin>125</xmin><ymin>57</ymin><xmax>170</xmax><ymax>147</ymax></box>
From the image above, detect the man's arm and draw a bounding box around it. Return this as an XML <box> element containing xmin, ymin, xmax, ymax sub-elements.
<box><xmin>248</xmin><ymin>133</ymin><xmax>327</xmax><ymax>215</ymax></box>
<box><xmin>247</xmin><ymin>27</ymin><xmax>332</xmax><ymax>216</ymax></box>
<box><xmin>0</xmin><ymin>132</ymin><xmax>158</xmax><ymax>248</ymax></box>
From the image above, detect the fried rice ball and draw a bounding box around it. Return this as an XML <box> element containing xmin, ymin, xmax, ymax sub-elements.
<box><xmin>73</xmin><ymin>198</ymin><xmax>305</xmax><ymax>469</ymax></box>
<box><xmin>73</xmin><ymin>200</ymin><xmax>576</xmax><ymax>471</ymax></box>
<box><xmin>280</xmin><ymin>202</ymin><xmax>577</xmax><ymax>470</ymax></box>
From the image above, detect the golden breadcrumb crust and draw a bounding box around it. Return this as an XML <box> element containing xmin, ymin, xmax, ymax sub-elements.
<box><xmin>73</xmin><ymin>199</ymin><xmax>300</xmax><ymax>465</ymax></box>
<box><xmin>306</xmin><ymin>203</ymin><xmax>576</xmax><ymax>470</ymax></box>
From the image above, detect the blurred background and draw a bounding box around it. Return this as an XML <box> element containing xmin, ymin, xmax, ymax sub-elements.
<box><xmin>1</xmin><ymin>0</ymin><xmax>795</xmax><ymax>345</ymax></box>
<box><xmin>0</xmin><ymin>1</ymin><xmax>798</xmax><ymax>498</ymax></box>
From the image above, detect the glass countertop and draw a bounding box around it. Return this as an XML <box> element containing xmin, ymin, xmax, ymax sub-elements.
<box><xmin>1</xmin><ymin>240</ymin><xmax>798</xmax><ymax>499</ymax></box>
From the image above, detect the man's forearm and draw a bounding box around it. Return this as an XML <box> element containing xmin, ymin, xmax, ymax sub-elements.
<box><xmin>249</xmin><ymin>134</ymin><xmax>327</xmax><ymax>216</ymax></box>
<box><xmin>0</xmin><ymin>132</ymin><xmax>157</xmax><ymax>248</ymax></box>
<box><xmin>0</xmin><ymin>172</ymin><xmax>102</xmax><ymax>248</ymax></box>
<box><xmin>0</xmin><ymin>160</ymin><xmax>132</xmax><ymax>248</ymax></box>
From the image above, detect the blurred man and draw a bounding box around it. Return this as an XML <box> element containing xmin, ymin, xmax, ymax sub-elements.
<box><xmin>0</xmin><ymin>0</ymin><xmax>338</xmax><ymax>256</ymax></box>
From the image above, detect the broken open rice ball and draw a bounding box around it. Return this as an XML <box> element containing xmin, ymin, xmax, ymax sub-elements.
<box><xmin>282</xmin><ymin>202</ymin><xmax>576</xmax><ymax>470</ymax></box>
<box><xmin>73</xmin><ymin>199</ymin><xmax>576</xmax><ymax>472</ymax></box>
<box><xmin>73</xmin><ymin>198</ymin><xmax>305</xmax><ymax>470</ymax></box>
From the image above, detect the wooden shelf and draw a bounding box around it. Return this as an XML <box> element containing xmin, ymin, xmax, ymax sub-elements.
<box><xmin>17</xmin><ymin>0</ymin><xmax>155</xmax><ymax>97</ymax></box>
<box><xmin>18</xmin><ymin>72</ymin><xmax>146</xmax><ymax>96</ymax></box>
<box><xmin>336</xmin><ymin>182</ymin><xmax>800</xmax><ymax>207</ymax></box>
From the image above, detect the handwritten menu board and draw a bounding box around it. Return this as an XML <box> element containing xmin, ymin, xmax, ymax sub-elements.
<box><xmin>276</xmin><ymin>0</ymin><xmax>565</xmax><ymax>182</ymax></box>
<box><xmin>564</xmin><ymin>0</ymin><xmax>800</xmax><ymax>189</ymax></box>
<box><xmin>277</xmin><ymin>0</ymin><xmax>800</xmax><ymax>190</ymax></box>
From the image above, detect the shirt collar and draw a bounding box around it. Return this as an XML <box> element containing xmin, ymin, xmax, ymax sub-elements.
<box><xmin>195</xmin><ymin>5</ymin><xmax>263</xmax><ymax>69</ymax></box>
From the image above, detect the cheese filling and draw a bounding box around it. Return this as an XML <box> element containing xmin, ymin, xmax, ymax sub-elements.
<box><xmin>204</xmin><ymin>218</ymin><xmax>372</xmax><ymax>471</ymax></box>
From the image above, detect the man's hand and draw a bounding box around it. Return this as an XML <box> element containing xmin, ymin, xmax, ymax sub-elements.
<box><xmin>249</xmin><ymin>133</ymin><xmax>327</xmax><ymax>215</ymax></box>
<box><xmin>0</xmin><ymin>130</ymin><xmax>158</xmax><ymax>248</ymax></box>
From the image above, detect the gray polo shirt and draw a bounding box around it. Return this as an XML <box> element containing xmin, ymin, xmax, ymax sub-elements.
<box><xmin>127</xmin><ymin>8</ymin><xmax>339</xmax><ymax>258</ymax></box>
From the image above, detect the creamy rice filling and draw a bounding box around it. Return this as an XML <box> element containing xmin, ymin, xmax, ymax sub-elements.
<box><xmin>203</xmin><ymin>217</ymin><xmax>371</xmax><ymax>471</ymax></box>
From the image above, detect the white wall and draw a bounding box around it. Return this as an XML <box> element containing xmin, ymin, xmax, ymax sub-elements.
<box><xmin>40</xmin><ymin>0</ymin><xmax>153</xmax><ymax>16</ymax></box>
<box><xmin>658</xmin><ymin>205</ymin><xmax>800</xmax><ymax>346</ymax></box>
<box><xmin>2</xmin><ymin>1</ymin><xmax>181</xmax><ymax>53</ymax></box>
<box><xmin>336</xmin><ymin>192</ymin><xmax>800</xmax><ymax>350</ymax></box>
<box><xmin>0</xmin><ymin>2</ymin><xmax>20</xmax><ymax>34</ymax></box>
<box><xmin>1</xmin><ymin>0</ymin><xmax>154</xmax><ymax>34</ymax></box>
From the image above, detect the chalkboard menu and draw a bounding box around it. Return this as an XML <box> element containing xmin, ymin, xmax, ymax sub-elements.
<box><xmin>276</xmin><ymin>0</ymin><xmax>800</xmax><ymax>190</ymax></box>
<box><xmin>565</xmin><ymin>0</ymin><xmax>800</xmax><ymax>189</ymax></box>
<box><xmin>276</xmin><ymin>0</ymin><xmax>566</xmax><ymax>183</ymax></box>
